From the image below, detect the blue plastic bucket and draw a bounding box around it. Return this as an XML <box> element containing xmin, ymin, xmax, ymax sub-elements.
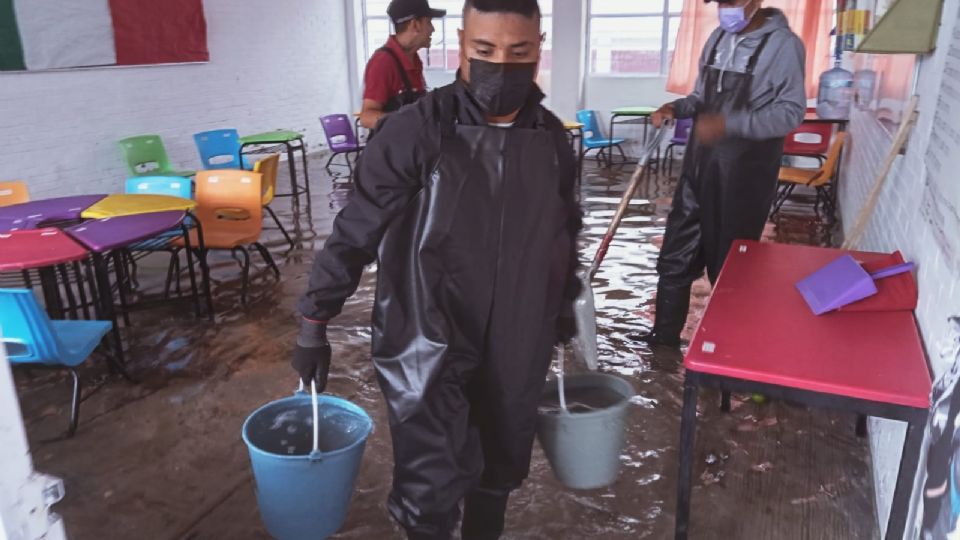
<box><xmin>242</xmin><ymin>394</ymin><xmax>373</xmax><ymax>540</ymax></box>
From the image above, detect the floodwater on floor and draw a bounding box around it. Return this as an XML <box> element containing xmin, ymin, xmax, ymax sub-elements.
<box><xmin>13</xmin><ymin>152</ymin><xmax>876</xmax><ymax>539</ymax></box>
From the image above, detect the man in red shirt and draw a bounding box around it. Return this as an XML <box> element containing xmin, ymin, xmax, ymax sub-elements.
<box><xmin>359</xmin><ymin>0</ymin><xmax>446</xmax><ymax>130</ymax></box>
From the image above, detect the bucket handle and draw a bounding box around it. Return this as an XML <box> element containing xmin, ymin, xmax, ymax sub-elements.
<box><xmin>296</xmin><ymin>380</ymin><xmax>324</xmax><ymax>462</ymax></box>
<box><xmin>556</xmin><ymin>346</ymin><xmax>570</xmax><ymax>415</ymax></box>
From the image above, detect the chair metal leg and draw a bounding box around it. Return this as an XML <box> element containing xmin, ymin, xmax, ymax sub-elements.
<box><xmin>67</xmin><ymin>367</ymin><xmax>81</xmax><ymax>437</ymax></box>
<box><xmin>675</xmin><ymin>374</ymin><xmax>700</xmax><ymax>540</ymax></box>
<box><xmin>721</xmin><ymin>391</ymin><xmax>731</xmax><ymax>412</ymax></box>
<box><xmin>123</xmin><ymin>249</ymin><xmax>140</xmax><ymax>291</ymax></box>
<box><xmin>231</xmin><ymin>246</ymin><xmax>251</xmax><ymax>305</ymax></box>
<box><xmin>856</xmin><ymin>414</ymin><xmax>867</xmax><ymax>438</ymax></box>
<box><xmin>111</xmin><ymin>252</ymin><xmax>131</xmax><ymax>327</ymax></box>
<box><xmin>324</xmin><ymin>153</ymin><xmax>337</xmax><ymax>174</ymax></box>
<box><xmin>252</xmin><ymin>242</ymin><xmax>281</xmax><ymax>279</ymax></box>
<box><xmin>615</xmin><ymin>144</ymin><xmax>627</xmax><ymax>163</ymax></box>
<box><xmin>265</xmin><ymin>205</ymin><xmax>295</xmax><ymax>249</ymax></box>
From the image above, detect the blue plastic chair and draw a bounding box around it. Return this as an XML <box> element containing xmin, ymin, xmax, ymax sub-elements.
<box><xmin>124</xmin><ymin>176</ymin><xmax>193</xmax><ymax>199</ymax></box>
<box><xmin>0</xmin><ymin>289</ymin><xmax>112</xmax><ymax>436</ymax></box>
<box><xmin>194</xmin><ymin>129</ymin><xmax>254</xmax><ymax>170</ymax></box>
<box><xmin>122</xmin><ymin>176</ymin><xmax>197</xmax><ymax>298</ymax></box>
<box><xmin>577</xmin><ymin>110</ymin><xmax>627</xmax><ymax>167</ymax></box>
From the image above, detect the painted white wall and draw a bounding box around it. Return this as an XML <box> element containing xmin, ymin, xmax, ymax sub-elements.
<box><xmin>836</xmin><ymin>0</ymin><xmax>960</xmax><ymax>536</ymax></box>
<box><xmin>0</xmin><ymin>0</ymin><xmax>352</xmax><ymax>199</ymax></box>
<box><xmin>0</xmin><ymin>343</ymin><xmax>68</xmax><ymax>540</ymax></box>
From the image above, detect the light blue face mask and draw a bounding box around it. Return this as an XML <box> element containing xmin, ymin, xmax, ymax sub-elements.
<box><xmin>718</xmin><ymin>1</ymin><xmax>757</xmax><ymax>33</ymax></box>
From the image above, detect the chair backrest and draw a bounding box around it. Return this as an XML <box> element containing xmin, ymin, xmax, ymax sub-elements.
<box><xmin>194</xmin><ymin>129</ymin><xmax>243</xmax><ymax>170</ymax></box>
<box><xmin>320</xmin><ymin>114</ymin><xmax>359</xmax><ymax>151</ymax></box>
<box><xmin>576</xmin><ymin>110</ymin><xmax>604</xmax><ymax>142</ymax></box>
<box><xmin>672</xmin><ymin>118</ymin><xmax>693</xmax><ymax>143</ymax></box>
<box><xmin>784</xmin><ymin>122</ymin><xmax>833</xmax><ymax>156</ymax></box>
<box><xmin>124</xmin><ymin>176</ymin><xmax>193</xmax><ymax>199</ymax></box>
<box><xmin>0</xmin><ymin>288</ymin><xmax>60</xmax><ymax>365</ymax></box>
<box><xmin>815</xmin><ymin>132</ymin><xmax>847</xmax><ymax>186</ymax></box>
<box><xmin>0</xmin><ymin>180</ymin><xmax>29</xmax><ymax>207</ymax></box>
<box><xmin>253</xmin><ymin>154</ymin><xmax>280</xmax><ymax>206</ymax></box>
<box><xmin>119</xmin><ymin>135</ymin><xmax>174</xmax><ymax>176</ymax></box>
<box><xmin>194</xmin><ymin>170</ymin><xmax>264</xmax><ymax>235</ymax></box>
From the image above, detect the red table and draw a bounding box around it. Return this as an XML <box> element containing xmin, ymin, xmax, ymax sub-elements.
<box><xmin>675</xmin><ymin>240</ymin><xmax>931</xmax><ymax>540</ymax></box>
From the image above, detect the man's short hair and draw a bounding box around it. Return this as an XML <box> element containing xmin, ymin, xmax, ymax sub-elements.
<box><xmin>463</xmin><ymin>0</ymin><xmax>541</xmax><ymax>19</ymax></box>
<box><xmin>395</xmin><ymin>19</ymin><xmax>414</xmax><ymax>34</ymax></box>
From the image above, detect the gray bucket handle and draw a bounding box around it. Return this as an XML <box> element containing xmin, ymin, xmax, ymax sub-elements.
<box><xmin>296</xmin><ymin>380</ymin><xmax>325</xmax><ymax>462</ymax></box>
<box><xmin>556</xmin><ymin>347</ymin><xmax>570</xmax><ymax>415</ymax></box>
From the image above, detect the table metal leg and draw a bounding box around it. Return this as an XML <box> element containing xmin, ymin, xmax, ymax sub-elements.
<box><xmin>38</xmin><ymin>266</ymin><xmax>64</xmax><ymax>319</ymax></box>
<box><xmin>675</xmin><ymin>373</ymin><xmax>700</xmax><ymax>540</ymax></box>
<box><xmin>90</xmin><ymin>253</ymin><xmax>131</xmax><ymax>379</ymax></box>
<box><xmin>886</xmin><ymin>414</ymin><xmax>926</xmax><ymax>539</ymax></box>
<box><xmin>298</xmin><ymin>139</ymin><xmax>311</xmax><ymax>200</ymax></box>
<box><xmin>721</xmin><ymin>390</ymin><xmax>731</xmax><ymax>412</ymax></box>
<box><xmin>608</xmin><ymin>113</ymin><xmax>618</xmax><ymax>169</ymax></box>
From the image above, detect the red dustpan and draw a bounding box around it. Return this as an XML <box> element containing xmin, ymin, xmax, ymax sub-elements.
<box><xmin>796</xmin><ymin>255</ymin><xmax>914</xmax><ymax>315</ymax></box>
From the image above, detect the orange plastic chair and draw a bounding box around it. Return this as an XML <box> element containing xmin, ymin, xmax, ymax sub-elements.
<box><xmin>213</xmin><ymin>155</ymin><xmax>293</xmax><ymax>249</ymax></box>
<box><xmin>0</xmin><ymin>181</ymin><xmax>29</xmax><ymax>207</ymax></box>
<box><xmin>173</xmin><ymin>170</ymin><xmax>280</xmax><ymax>304</ymax></box>
<box><xmin>771</xmin><ymin>132</ymin><xmax>847</xmax><ymax>220</ymax></box>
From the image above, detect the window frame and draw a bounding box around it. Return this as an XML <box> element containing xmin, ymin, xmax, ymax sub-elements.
<box><xmin>358</xmin><ymin>1</ymin><xmax>553</xmax><ymax>74</ymax></box>
<box><xmin>586</xmin><ymin>0</ymin><xmax>683</xmax><ymax>78</ymax></box>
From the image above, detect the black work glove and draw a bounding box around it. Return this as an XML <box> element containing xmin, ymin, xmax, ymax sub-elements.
<box><xmin>291</xmin><ymin>318</ymin><xmax>332</xmax><ymax>391</ymax></box>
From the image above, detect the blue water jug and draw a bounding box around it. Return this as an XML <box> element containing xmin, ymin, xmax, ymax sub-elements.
<box><xmin>817</xmin><ymin>60</ymin><xmax>854</xmax><ymax>120</ymax></box>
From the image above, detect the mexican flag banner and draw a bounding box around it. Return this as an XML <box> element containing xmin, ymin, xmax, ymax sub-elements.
<box><xmin>0</xmin><ymin>0</ymin><xmax>208</xmax><ymax>71</ymax></box>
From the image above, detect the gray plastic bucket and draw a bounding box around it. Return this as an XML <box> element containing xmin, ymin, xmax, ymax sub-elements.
<box><xmin>536</xmin><ymin>372</ymin><xmax>634</xmax><ymax>490</ymax></box>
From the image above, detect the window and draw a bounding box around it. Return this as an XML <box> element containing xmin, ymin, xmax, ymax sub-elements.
<box><xmin>359</xmin><ymin>0</ymin><xmax>552</xmax><ymax>73</ymax></box>
<box><xmin>589</xmin><ymin>0</ymin><xmax>682</xmax><ymax>76</ymax></box>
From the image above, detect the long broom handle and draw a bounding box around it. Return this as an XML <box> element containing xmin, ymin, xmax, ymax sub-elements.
<box><xmin>589</xmin><ymin>126</ymin><xmax>667</xmax><ymax>280</ymax></box>
<box><xmin>842</xmin><ymin>95</ymin><xmax>919</xmax><ymax>250</ymax></box>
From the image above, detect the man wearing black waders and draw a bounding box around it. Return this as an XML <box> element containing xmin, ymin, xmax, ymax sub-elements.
<box><xmin>641</xmin><ymin>0</ymin><xmax>806</xmax><ymax>347</ymax></box>
<box><xmin>292</xmin><ymin>1</ymin><xmax>582</xmax><ymax>538</ymax></box>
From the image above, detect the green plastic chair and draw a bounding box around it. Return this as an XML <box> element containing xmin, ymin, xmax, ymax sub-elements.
<box><xmin>118</xmin><ymin>135</ymin><xmax>195</xmax><ymax>178</ymax></box>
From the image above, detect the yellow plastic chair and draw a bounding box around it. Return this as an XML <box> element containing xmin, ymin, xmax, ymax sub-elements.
<box><xmin>0</xmin><ymin>180</ymin><xmax>29</xmax><ymax>207</ymax></box>
<box><xmin>771</xmin><ymin>132</ymin><xmax>847</xmax><ymax>221</ymax></box>
<box><xmin>174</xmin><ymin>170</ymin><xmax>280</xmax><ymax>304</ymax></box>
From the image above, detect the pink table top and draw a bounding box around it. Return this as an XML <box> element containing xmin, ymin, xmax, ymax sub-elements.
<box><xmin>685</xmin><ymin>240</ymin><xmax>931</xmax><ymax>409</ymax></box>
<box><xmin>0</xmin><ymin>228</ymin><xmax>89</xmax><ymax>271</ymax></box>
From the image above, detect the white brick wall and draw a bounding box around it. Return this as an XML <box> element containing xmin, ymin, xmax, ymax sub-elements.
<box><xmin>837</xmin><ymin>0</ymin><xmax>960</xmax><ymax>535</ymax></box>
<box><xmin>0</xmin><ymin>0</ymin><xmax>351</xmax><ymax>199</ymax></box>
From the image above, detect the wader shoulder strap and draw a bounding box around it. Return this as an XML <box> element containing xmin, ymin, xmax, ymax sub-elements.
<box><xmin>378</xmin><ymin>46</ymin><xmax>416</xmax><ymax>95</ymax></box>
<box><xmin>745</xmin><ymin>32</ymin><xmax>774</xmax><ymax>75</ymax></box>
<box><xmin>707</xmin><ymin>31</ymin><xmax>726</xmax><ymax>67</ymax></box>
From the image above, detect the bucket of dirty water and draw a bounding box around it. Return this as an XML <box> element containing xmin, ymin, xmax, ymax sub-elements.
<box><xmin>537</xmin><ymin>372</ymin><xmax>634</xmax><ymax>490</ymax></box>
<box><xmin>242</xmin><ymin>391</ymin><xmax>373</xmax><ymax>540</ymax></box>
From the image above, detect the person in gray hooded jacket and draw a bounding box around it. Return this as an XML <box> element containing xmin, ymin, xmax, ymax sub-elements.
<box><xmin>642</xmin><ymin>0</ymin><xmax>806</xmax><ymax>347</ymax></box>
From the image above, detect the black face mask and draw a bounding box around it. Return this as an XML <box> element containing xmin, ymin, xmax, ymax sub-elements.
<box><xmin>466</xmin><ymin>58</ymin><xmax>537</xmax><ymax>117</ymax></box>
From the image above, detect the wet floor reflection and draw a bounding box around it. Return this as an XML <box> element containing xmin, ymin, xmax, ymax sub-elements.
<box><xmin>17</xmin><ymin>155</ymin><xmax>873</xmax><ymax>539</ymax></box>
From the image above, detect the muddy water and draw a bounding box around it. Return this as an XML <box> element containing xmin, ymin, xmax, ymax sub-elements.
<box><xmin>17</xmin><ymin>156</ymin><xmax>875</xmax><ymax>540</ymax></box>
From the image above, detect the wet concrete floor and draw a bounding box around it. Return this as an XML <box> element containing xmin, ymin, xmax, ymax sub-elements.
<box><xmin>14</xmin><ymin>153</ymin><xmax>878</xmax><ymax>539</ymax></box>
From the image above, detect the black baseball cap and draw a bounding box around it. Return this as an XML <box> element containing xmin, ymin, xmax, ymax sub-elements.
<box><xmin>387</xmin><ymin>0</ymin><xmax>446</xmax><ymax>24</ymax></box>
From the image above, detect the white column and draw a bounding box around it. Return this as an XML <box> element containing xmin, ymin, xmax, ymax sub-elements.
<box><xmin>0</xmin><ymin>343</ymin><xmax>67</xmax><ymax>540</ymax></box>
<box><xmin>549</xmin><ymin>0</ymin><xmax>587</xmax><ymax>120</ymax></box>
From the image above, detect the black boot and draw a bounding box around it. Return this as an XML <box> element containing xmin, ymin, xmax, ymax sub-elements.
<box><xmin>460</xmin><ymin>487</ymin><xmax>510</xmax><ymax>540</ymax></box>
<box><xmin>636</xmin><ymin>282</ymin><xmax>691</xmax><ymax>347</ymax></box>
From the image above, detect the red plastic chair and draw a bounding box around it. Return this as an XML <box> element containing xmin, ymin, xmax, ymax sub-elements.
<box><xmin>783</xmin><ymin>122</ymin><xmax>833</xmax><ymax>164</ymax></box>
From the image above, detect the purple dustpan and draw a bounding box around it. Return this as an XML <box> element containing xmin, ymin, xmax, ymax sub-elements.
<box><xmin>796</xmin><ymin>255</ymin><xmax>915</xmax><ymax>315</ymax></box>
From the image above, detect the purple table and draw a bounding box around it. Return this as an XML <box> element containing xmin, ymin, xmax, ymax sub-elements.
<box><xmin>0</xmin><ymin>194</ymin><xmax>107</xmax><ymax>233</ymax></box>
<box><xmin>64</xmin><ymin>210</ymin><xmax>211</xmax><ymax>328</ymax></box>
<box><xmin>65</xmin><ymin>211</ymin><xmax>186</xmax><ymax>252</ymax></box>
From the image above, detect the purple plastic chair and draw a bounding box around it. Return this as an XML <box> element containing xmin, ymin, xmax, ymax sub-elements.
<box><xmin>664</xmin><ymin>118</ymin><xmax>693</xmax><ymax>176</ymax></box>
<box><xmin>320</xmin><ymin>114</ymin><xmax>364</xmax><ymax>179</ymax></box>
